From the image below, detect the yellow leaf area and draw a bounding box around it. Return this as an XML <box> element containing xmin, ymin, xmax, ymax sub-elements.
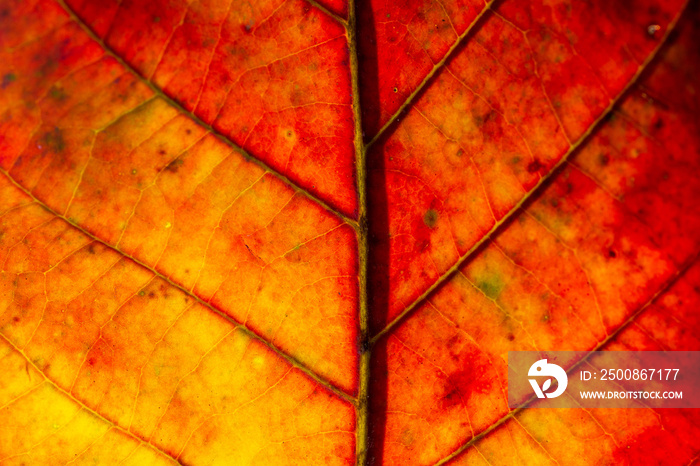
<box><xmin>0</xmin><ymin>180</ymin><xmax>354</xmax><ymax>464</ymax></box>
<box><xmin>0</xmin><ymin>179</ymin><xmax>356</xmax><ymax>463</ymax></box>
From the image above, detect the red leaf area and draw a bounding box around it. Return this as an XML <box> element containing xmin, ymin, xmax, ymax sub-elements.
<box><xmin>0</xmin><ymin>0</ymin><xmax>698</xmax><ymax>464</ymax></box>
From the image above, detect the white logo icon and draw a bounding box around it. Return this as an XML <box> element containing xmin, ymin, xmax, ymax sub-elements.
<box><xmin>528</xmin><ymin>359</ymin><xmax>568</xmax><ymax>399</ymax></box>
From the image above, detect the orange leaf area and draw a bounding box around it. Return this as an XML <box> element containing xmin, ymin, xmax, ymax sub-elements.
<box><xmin>0</xmin><ymin>178</ymin><xmax>354</xmax><ymax>463</ymax></box>
<box><xmin>0</xmin><ymin>0</ymin><xmax>359</xmax><ymax>395</ymax></box>
<box><xmin>0</xmin><ymin>0</ymin><xmax>699</xmax><ymax>464</ymax></box>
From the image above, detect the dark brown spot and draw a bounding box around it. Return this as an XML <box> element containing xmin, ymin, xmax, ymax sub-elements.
<box><xmin>1</xmin><ymin>72</ymin><xmax>16</xmax><ymax>89</ymax></box>
<box><xmin>49</xmin><ymin>86</ymin><xmax>66</xmax><ymax>100</ymax></box>
<box><xmin>43</xmin><ymin>127</ymin><xmax>65</xmax><ymax>152</ymax></box>
<box><xmin>423</xmin><ymin>209</ymin><xmax>438</xmax><ymax>229</ymax></box>
<box><xmin>165</xmin><ymin>158</ymin><xmax>183</xmax><ymax>173</ymax></box>
<box><xmin>527</xmin><ymin>159</ymin><xmax>544</xmax><ymax>173</ymax></box>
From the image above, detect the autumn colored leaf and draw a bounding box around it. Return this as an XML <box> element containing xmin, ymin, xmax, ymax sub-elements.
<box><xmin>0</xmin><ymin>0</ymin><xmax>699</xmax><ymax>464</ymax></box>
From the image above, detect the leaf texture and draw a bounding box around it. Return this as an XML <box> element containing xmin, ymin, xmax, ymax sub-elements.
<box><xmin>0</xmin><ymin>0</ymin><xmax>698</xmax><ymax>464</ymax></box>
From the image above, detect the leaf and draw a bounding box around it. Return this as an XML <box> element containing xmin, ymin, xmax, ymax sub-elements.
<box><xmin>0</xmin><ymin>0</ymin><xmax>698</xmax><ymax>465</ymax></box>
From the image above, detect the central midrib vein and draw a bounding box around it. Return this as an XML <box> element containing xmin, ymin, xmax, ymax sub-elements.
<box><xmin>345</xmin><ymin>0</ymin><xmax>371</xmax><ymax>464</ymax></box>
